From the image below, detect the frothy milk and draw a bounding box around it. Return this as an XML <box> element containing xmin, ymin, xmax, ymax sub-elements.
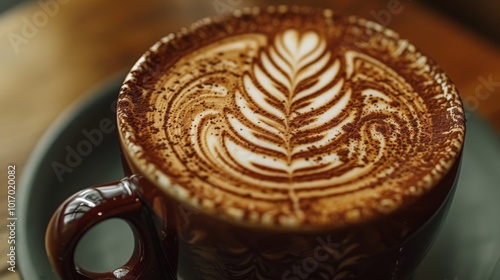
<box><xmin>117</xmin><ymin>6</ymin><xmax>465</xmax><ymax>229</ymax></box>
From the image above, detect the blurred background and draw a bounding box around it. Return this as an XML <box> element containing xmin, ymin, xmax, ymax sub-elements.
<box><xmin>0</xmin><ymin>0</ymin><xmax>499</xmax><ymax>279</ymax></box>
<box><xmin>2</xmin><ymin>0</ymin><xmax>500</xmax><ymax>42</ymax></box>
<box><xmin>424</xmin><ymin>0</ymin><xmax>500</xmax><ymax>45</ymax></box>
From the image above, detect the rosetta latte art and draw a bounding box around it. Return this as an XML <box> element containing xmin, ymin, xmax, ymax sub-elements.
<box><xmin>119</xmin><ymin>24</ymin><xmax>463</xmax><ymax>227</ymax></box>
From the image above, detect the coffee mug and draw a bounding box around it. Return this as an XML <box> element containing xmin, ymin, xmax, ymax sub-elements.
<box><xmin>46</xmin><ymin>6</ymin><xmax>465</xmax><ymax>280</ymax></box>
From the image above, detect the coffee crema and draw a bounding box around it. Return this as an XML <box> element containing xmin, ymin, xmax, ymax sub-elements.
<box><xmin>118</xmin><ymin>6</ymin><xmax>465</xmax><ymax>229</ymax></box>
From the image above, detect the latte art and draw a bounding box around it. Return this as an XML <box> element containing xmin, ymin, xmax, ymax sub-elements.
<box><xmin>163</xmin><ymin>29</ymin><xmax>431</xmax><ymax>218</ymax></box>
<box><xmin>118</xmin><ymin>7</ymin><xmax>465</xmax><ymax>228</ymax></box>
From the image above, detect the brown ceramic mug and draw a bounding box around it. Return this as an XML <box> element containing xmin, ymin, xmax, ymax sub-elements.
<box><xmin>46</xmin><ymin>6</ymin><xmax>465</xmax><ymax>280</ymax></box>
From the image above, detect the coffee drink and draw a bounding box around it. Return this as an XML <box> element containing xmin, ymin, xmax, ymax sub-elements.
<box><xmin>112</xmin><ymin>6</ymin><xmax>465</xmax><ymax>279</ymax></box>
<box><xmin>118</xmin><ymin>6</ymin><xmax>464</xmax><ymax>229</ymax></box>
<box><xmin>46</xmin><ymin>6</ymin><xmax>465</xmax><ymax>280</ymax></box>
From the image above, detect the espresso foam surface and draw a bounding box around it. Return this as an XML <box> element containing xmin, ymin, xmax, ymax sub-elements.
<box><xmin>118</xmin><ymin>7</ymin><xmax>465</xmax><ymax>229</ymax></box>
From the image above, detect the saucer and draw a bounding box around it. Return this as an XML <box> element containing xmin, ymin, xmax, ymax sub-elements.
<box><xmin>18</xmin><ymin>75</ymin><xmax>500</xmax><ymax>279</ymax></box>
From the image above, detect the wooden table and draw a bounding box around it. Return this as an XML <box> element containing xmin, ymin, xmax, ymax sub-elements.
<box><xmin>0</xmin><ymin>0</ymin><xmax>499</xmax><ymax>279</ymax></box>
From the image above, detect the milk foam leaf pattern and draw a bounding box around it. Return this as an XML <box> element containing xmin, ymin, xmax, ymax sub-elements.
<box><xmin>226</xmin><ymin>29</ymin><xmax>348</xmax><ymax>185</ymax></box>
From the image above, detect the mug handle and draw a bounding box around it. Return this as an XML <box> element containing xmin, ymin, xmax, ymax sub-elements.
<box><xmin>45</xmin><ymin>175</ymin><xmax>176</xmax><ymax>280</ymax></box>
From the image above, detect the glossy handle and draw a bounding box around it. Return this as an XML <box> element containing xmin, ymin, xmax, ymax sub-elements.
<box><xmin>45</xmin><ymin>175</ymin><xmax>175</xmax><ymax>280</ymax></box>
